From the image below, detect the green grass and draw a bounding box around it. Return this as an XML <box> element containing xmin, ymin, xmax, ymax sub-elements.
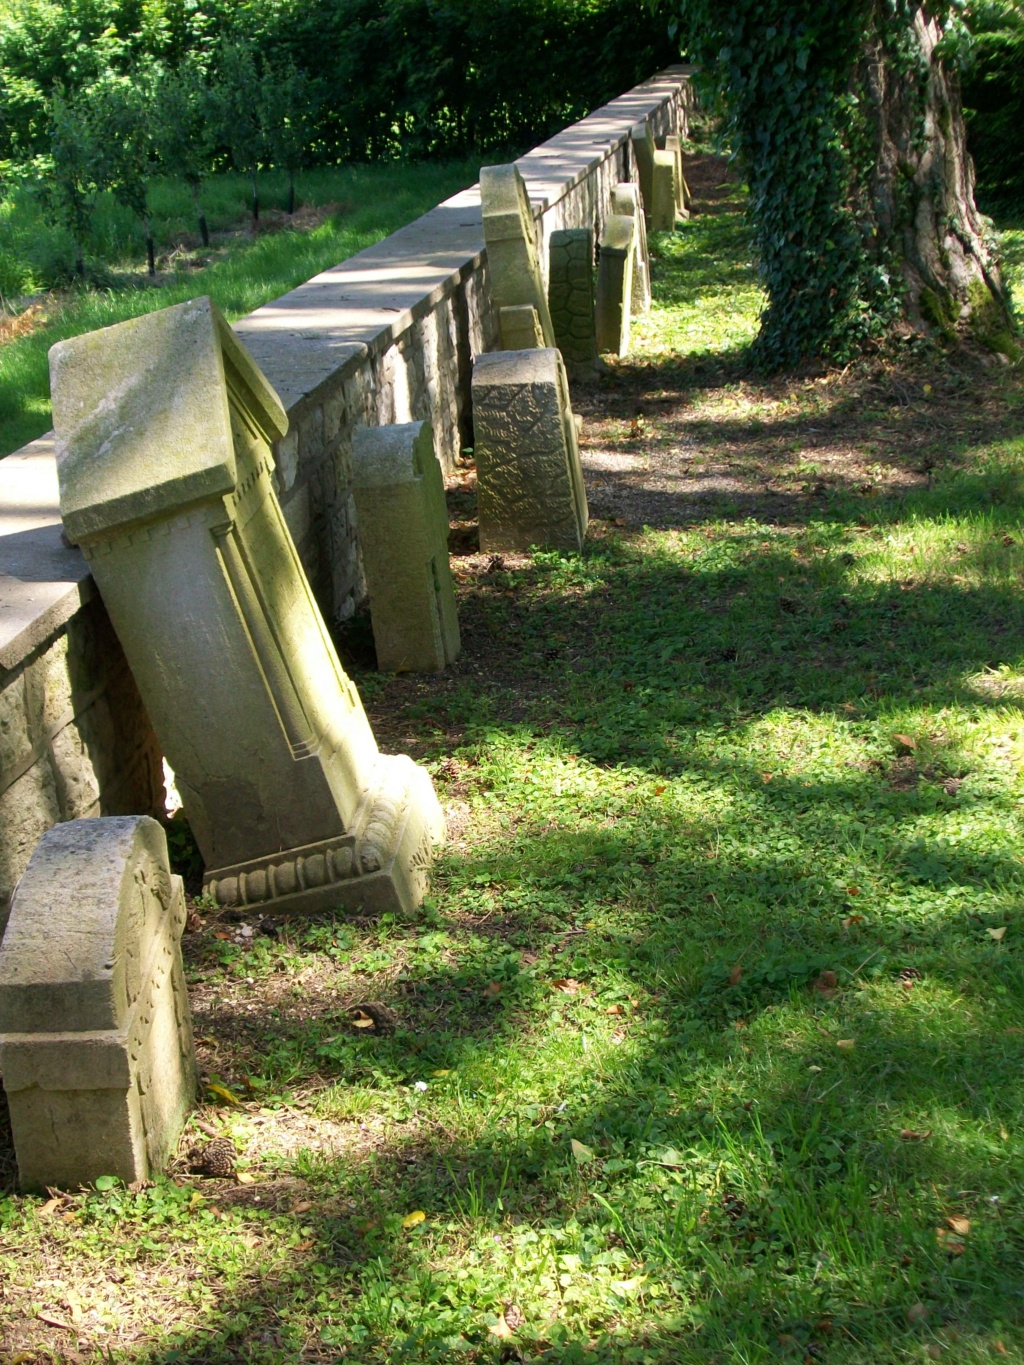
<box><xmin>3</xmin><ymin>180</ymin><xmax>1024</xmax><ymax>1365</ymax></box>
<box><xmin>0</xmin><ymin>162</ymin><xmax>477</xmax><ymax>456</ymax></box>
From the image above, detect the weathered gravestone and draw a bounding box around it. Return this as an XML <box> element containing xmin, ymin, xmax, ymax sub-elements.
<box><xmin>352</xmin><ymin>420</ymin><xmax>460</xmax><ymax>674</ymax></box>
<box><xmin>610</xmin><ymin>183</ymin><xmax>651</xmax><ymax>316</ymax></box>
<box><xmin>51</xmin><ymin>297</ymin><xmax>444</xmax><ymax>918</ymax></box>
<box><xmin>548</xmin><ymin>227</ymin><xmax>600</xmax><ymax>379</ymax></box>
<box><xmin>659</xmin><ymin>134</ymin><xmax>690</xmax><ymax>216</ymax></box>
<box><xmin>630</xmin><ymin>122</ymin><xmax>678</xmax><ymax>233</ymax></box>
<box><xmin>480</xmin><ymin>163</ymin><xmax>556</xmax><ymax>350</ymax></box>
<box><xmin>596</xmin><ymin>214</ymin><xmax>636</xmax><ymax>357</ymax></box>
<box><xmin>472</xmin><ymin>348</ymin><xmax>588</xmax><ymax>555</ymax></box>
<box><xmin>0</xmin><ymin>816</ymin><xmax>196</xmax><ymax>1190</ymax></box>
<box><xmin>499</xmin><ymin>304</ymin><xmax>546</xmax><ymax>352</ymax></box>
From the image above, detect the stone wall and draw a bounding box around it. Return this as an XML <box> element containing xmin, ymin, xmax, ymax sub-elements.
<box><xmin>0</xmin><ymin>67</ymin><xmax>692</xmax><ymax>924</ymax></box>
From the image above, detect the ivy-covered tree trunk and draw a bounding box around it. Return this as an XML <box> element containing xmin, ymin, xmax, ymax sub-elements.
<box><xmin>862</xmin><ymin>5</ymin><xmax>1015</xmax><ymax>355</ymax></box>
<box><xmin>677</xmin><ymin>0</ymin><xmax>1018</xmax><ymax>369</ymax></box>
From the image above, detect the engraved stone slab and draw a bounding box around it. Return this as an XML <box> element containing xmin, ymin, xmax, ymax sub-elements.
<box><xmin>51</xmin><ymin>298</ymin><xmax>444</xmax><ymax>918</ymax></box>
<box><xmin>0</xmin><ymin>816</ymin><xmax>196</xmax><ymax>1190</ymax></box>
<box><xmin>352</xmin><ymin>420</ymin><xmax>460</xmax><ymax>674</ymax></box>
<box><xmin>472</xmin><ymin>348</ymin><xmax>588</xmax><ymax>555</ymax></box>
<box><xmin>481</xmin><ymin>164</ymin><xmax>556</xmax><ymax>350</ymax></box>
<box><xmin>548</xmin><ymin>228</ymin><xmax>599</xmax><ymax>379</ymax></box>
<box><xmin>610</xmin><ymin>184</ymin><xmax>651</xmax><ymax>316</ymax></box>
<box><xmin>596</xmin><ymin>214</ymin><xmax>636</xmax><ymax>357</ymax></box>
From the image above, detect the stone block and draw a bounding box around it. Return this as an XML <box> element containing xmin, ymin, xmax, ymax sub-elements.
<box><xmin>51</xmin><ymin>297</ymin><xmax>444</xmax><ymax>918</ymax></box>
<box><xmin>480</xmin><ymin>164</ymin><xmax>556</xmax><ymax>349</ymax></box>
<box><xmin>658</xmin><ymin>134</ymin><xmax>690</xmax><ymax>214</ymax></box>
<box><xmin>651</xmin><ymin>150</ymin><xmax>679</xmax><ymax>232</ymax></box>
<box><xmin>596</xmin><ymin>214</ymin><xmax>636</xmax><ymax>357</ymax></box>
<box><xmin>610</xmin><ymin>184</ymin><xmax>651</xmax><ymax>316</ymax></box>
<box><xmin>472</xmin><ymin>348</ymin><xmax>588</xmax><ymax>555</ymax></box>
<box><xmin>352</xmin><ymin>421</ymin><xmax>460</xmax><ymax>674</ymax></box>
<box><xmin>548</xmin><ymin>228</ymin><xmax>600</xmax><ymax>379</ymax></box>
<box><xmin>499</xmin><ymin>305</ymin><xmax>546</xmax><ymax>352</ymax></box>
<box><xmin>630</xmin><ymin>121</ymin><xmax>657</xmax><ymax>231</ymax></box>
<box><xmin>0</xmin><ymin>816</ymin><xmax>197</xmax><ymax>1190</ymax></box>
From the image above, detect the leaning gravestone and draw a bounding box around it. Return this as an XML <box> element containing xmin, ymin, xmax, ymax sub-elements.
<box><xmin>472</xmin><ymin>348</ymin><xmax>588</xmax><ymax>554</ymax></box>
<box><xmin>548</xmin><ymin>227</ymin><xmax>600</xmax><ymax>379</ymax></box>
<box><xmin>481</xmin><ymin>163</ymin><xmax>556</xmax><ymax>350</ymax></box>
<box><xmin>51</xmin><ymin>297</ymin><xmax>444</xmax><ymax>918</ymax></box>
<box><xmin>0</xmin><ymin>816</ymin><xmax>196</xmax><ymax>1190</ymax></box>
<box><xmin>610</xmin><ymin>183</ymin><xmax>651</xmax><ymax>316</ymax></box>
<box><xmin>596</xmin><ymin>214</ymin><xmax>636</xmax><ymax>357</ymax></box>
<box><xmin>659</xmin><ymin>134</ymin><xmax>690</xmax><ymax>216</ymax></box>
<box><xmin>352</xmin><ymin>420</ymin><xmax>460</xmax><ymax>674</ymax></box>
<box><xmin>630</xmin><ymin>122</ymin><xmax>678</xmax><ymax>233</ymax></box>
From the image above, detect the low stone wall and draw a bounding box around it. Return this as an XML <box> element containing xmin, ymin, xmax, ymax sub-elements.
<box><xmin>0</xmin><ymin>67</ymin><xmax>692</xmax><ymax>923</ymax></box>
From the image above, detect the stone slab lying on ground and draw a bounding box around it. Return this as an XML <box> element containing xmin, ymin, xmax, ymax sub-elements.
<box><xmin>610</xmin><ymin>183</ymin><xmax>651</xmax><ymax>316</ymax></box>
<box><xmin>0</xmin><ymin>816</ymin><xmax>196</xmax><ymax>1190</ymax></box>
<box><xmin>548</xmin><ymin>228</ymin><xmax>600</xmax><ymax>379</ymax></box>
<box><xmin>51</xmin><ymin>297</ymin><xmax>444</xmax><ymax>917</ymax></box>
<box><xmin>481</xmin><ymin>163</ymin><xmax>556</xmax><ymax>349</ymax></box>
<box><xmin>596</xmin><ymin>214</ymin><xmax>636</xmax><ymax>357</ymax></box>
<box><xmin>352</xmin><ymin>420</ymin><xmax>460</xmax><ymax>673</ymax></box>
<box><xmin>472</xmin><ymin>347</ymin><xmax>588</xmax><ymax>554</ymax></box>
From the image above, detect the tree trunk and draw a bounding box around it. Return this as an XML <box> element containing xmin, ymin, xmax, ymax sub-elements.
<box><xmin>863</xmin><ymin>5</ymin><xmax>1017</xmax><ymax>357</ymax></box>
<box><xmin>144</xmin><ymin>216</ymin><xmax>156</xmax><ymax>277</ymax></box>
<box><xmin>251</xmin><ymin>174</ymin><xmax>260</xmax><ymax>225</ymax></box>
<box><xmin>287</xmin><ymin>173</ymin><xmax>295</xmax><ymax>215</ymax></box>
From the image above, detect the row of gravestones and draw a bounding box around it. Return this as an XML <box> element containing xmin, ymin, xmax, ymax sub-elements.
<box><xmin>0</xmin><ymin>130</ymin><xmax>687</xmax><ymax>1191</ymax></box>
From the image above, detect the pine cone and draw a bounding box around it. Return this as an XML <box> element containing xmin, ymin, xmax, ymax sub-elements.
<box><xmin>188</xmin><ymin>1137</ymin><xmax>237</xmax><ymax>1177</ymax></box>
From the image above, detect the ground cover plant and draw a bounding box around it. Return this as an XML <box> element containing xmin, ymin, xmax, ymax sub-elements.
<box><xmin>1</xmin><ymin>157</ymin><xmax>1023</xmax><ymax>1363</ymax></box>
<box><xmin>0</xmin><ymin>159</ymin><xmax>477</xmax><ymax>457</ymax></box>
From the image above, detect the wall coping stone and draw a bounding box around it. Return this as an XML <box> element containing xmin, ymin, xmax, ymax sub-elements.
<box><xmin>0</xmin><ymin>67</ymin><xmax>690</xmax><ymax>681</ymax></box>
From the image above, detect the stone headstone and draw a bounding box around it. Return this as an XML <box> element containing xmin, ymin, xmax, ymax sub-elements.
<box><xmin>352</xmin><ymin>420</ymin><xmax>460</xmax><ymax>674</ymax></box>
<box><xmin>481</xmin><ymin>163</ymin><xmax>556</xmax><ymax>350</ymax></box>
<box><xmin>659</xmin><ymin>134</ymin><xmax>690</xmax><ymax>215</ymax></box>
<box><xmin>596</xmin><ymin>214</ymin><xmax>636</xmax><ymax>357</ymax></box>
<box><xmin>472</xmin><ymin>348</ymin><xmax>588</xmax><ymax>555</ymax></box>
<box><xmin>610</xmin><ymin>184</ymin><xmax>651</xmax><ymax>316</ymax></box>
<box><xmin>548</xmin><ymin>227</ymin><xmax>600</xmax><ymax>379</ymax></box>
<box><xmin>0</xmin><ymin>816</ymin><xmax>196</xmax><ymax>1190</ymax></box>
<box><xmin>499</xmin><ymin>304</ymin><xmax>546</xmax><ymax>352</ymax></box>
<box><xmin>630</xmin><ymin>122</ymin><xmax>678</xmax><ymax>233</ymax></box>
<box><xmin>51</xmin><ymin>297</ymin><xmax>444</xmax><ymax>918</ymax></box>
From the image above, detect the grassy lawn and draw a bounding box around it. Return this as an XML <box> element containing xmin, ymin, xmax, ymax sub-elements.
<box><xmin>0</xmin><ymin>162</ymin><xmax>478</xmax><ymax>457</ymax></box>
<box><xmin>2</xmin><ymin>161</ymin><xmax>1024</xmax><ymax>1364</ymax></box>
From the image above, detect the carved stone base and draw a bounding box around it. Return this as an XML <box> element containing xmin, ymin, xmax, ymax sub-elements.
<box><xmin>203</xmin><ymin>755</ymin><xmax>444</xmax><ymax>916</ymax></box>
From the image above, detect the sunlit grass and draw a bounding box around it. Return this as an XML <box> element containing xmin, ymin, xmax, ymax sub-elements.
<box><xmin>0</xmin><ymin>161</ymin><xmax>478</xmax><ymax>457</ymax></box>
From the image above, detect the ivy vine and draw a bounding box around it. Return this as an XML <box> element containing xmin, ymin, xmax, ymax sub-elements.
<box><xmin>673</xmin><ymin>0</ymin><xmax>961</xmax><ymax>370</ymax></box>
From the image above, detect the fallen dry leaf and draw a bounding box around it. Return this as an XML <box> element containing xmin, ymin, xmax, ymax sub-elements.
<box><xmin>842</xmin><ymin>914</ymin><xmax>865</xmax><ymax>930</ymax></box>
<box><xmin>836</xmin><ymin>1039</ymin><xmax>855</xmax><ymax>1050</ymax></box>
<box><xmin>483</xmin><ymin>980</ymin><xmax>502</xmax><ymax>998</ymax></box>
<box><xmin>570</xmin><ymin>1138</ymin><xmax>595</xmax><ymax>1164</ymax></box>
<box><xmin>900</xmin><ymin>1128</ymin><xmax>932</xmax><ymax>1141</ymax></box>
<box><xmin>37</xmin><ymin>1311</ymin><xmax>75</xmax><ymax>1331</ymax></box>
<box><xmin>610</xmin><ymin>1275</ymin><xmax>648</xmax><ymax>1297</ymax></box>
<box><xmin>488</xmin><ymin>1314</ymin><xmax>515</xmax><ymax>1339</ymax></box>
<box><xmin>402</xmin><ymin>1209</ymin><xmax>426</xmax><ymax>1229</ymax></box>
<box><xmin>946</xmin><ymin>1215</ymin><xmax>971</xmax><ymax>1236</ymax></box>
<box><xmin>291</xmin><ymin>1199</ymin><xmax>313</xmax><ymax>1214</ymax></box>
<box><xmin>605</xmin><ymin>1003</ymin><xmax>625</xmax><ymax>1015</ymax></box>
<box><xmin>906</xmin><ymin>1302</ymin><xmax>929</xmax><ymax>1325</ymax></box>
<box><xmin>37</xmin><ymin>1197</ymin><xmax>62</xmax><ymax>1217</ymax></box>
<box><xmin>893</xmin><ymin>733</ymin><xmax>917</xmax><ymax>750</ymax></box>
<box><xmin>551</xmin><ymin>978</ymin><xmax>582</xmax><ymax>994</ymax></box>
<box><xmin>728</xmin><ymin>964</ymin><xmax>744</xmax><ymax>987</ymax></box>
<box><xmin>936</xmin><ymin>1228</ymin><xmax>965</xmax><ymax>1254</ymax></box>
<box><xmin>987</xmin><ymin>926</ymin><xmax>1007</xmax><ymax>941</ymax></box>
<box><xmin>994</xmin><ymin>1341</ymin><xmax>1008</xmax><ymax>1355</ymax></box>
<box><xmin>235</xmin><ymin>1171</ymin><xmax>256</xmax><ymax>1185</ymax></box>
<box><xmin>206</xmin><ymin>1082</ymin><xmax>243</xmax><ymax>1105</ymax></box>
<box><xmin>349</xmin><ymin>1010</ymin><xmax>377</xmax><ymax>1029</ymax></box>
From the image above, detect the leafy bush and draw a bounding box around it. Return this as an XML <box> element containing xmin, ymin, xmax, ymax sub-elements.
<box><xmin>961</xmin><ymin>0</ymin><xmax>1024</xmax><ymax>210</ymax></box>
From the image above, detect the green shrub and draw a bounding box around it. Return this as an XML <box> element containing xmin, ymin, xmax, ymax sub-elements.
<box><xmin>962</xmin><ymin>0</ymin><xmax>1024</xmax><ymax>210</ymax></box>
